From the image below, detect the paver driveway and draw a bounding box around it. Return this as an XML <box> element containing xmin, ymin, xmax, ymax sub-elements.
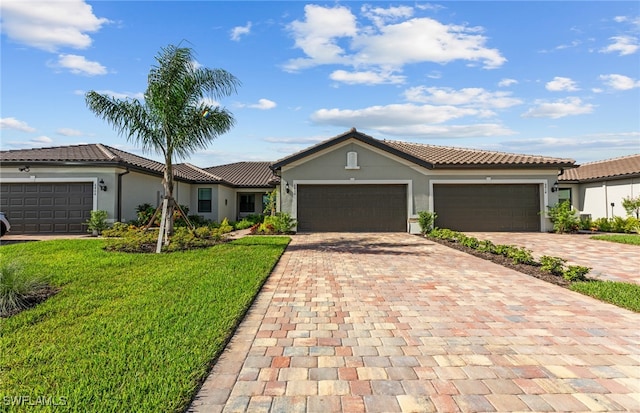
<box><xmin>190</xmin><ymin>233</ymin><xmax>640</xmax><ymax>412</ymax></box>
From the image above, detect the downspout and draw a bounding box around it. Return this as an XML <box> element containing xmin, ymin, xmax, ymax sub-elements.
<box><xmin>117</xmin><ymin>168</ymin><xmax>130</xmax><ymax>222</ymax></box>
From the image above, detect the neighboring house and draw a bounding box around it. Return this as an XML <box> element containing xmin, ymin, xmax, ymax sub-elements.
<box><xmin>558</xmin><ymin>154</ymin><xmax>640</xmax><ymax>220</ymax></box>
<box><xmin>0</xmin><ymin>144</ymin><xmax>277</xmax><ymax>233</ymax></box>
<box><xmin>271</xmin><ymin>129</ymin><xmax>575</xmax><ymax>233</ymax></box>
<box><xmin>0</xmin><ymin>128</ymin><xmax>578</xmax><ymax>234</ymax></box>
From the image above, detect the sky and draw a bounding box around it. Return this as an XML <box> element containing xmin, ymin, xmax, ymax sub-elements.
<box><xmin>1</xmin><ymin>1</ymin><xmax>639</xmax><ymax>168</ymax></box>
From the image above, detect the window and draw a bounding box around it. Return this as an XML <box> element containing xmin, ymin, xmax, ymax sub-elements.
<box><xmin>240</xmin><ymin>194</ymin><xmax>255</xmax><ymax>213</ymax></box>
<box><xmin>557</xmin><ymin>188</ymin><xmax>571</xmax><ymax>206</ymax></box>
<box><xmin>198</xmin><ymin>188</ymin><xmax>212</xmax><ymax>213</ymax></box>
<box><xmin>346</xmin><ymin>151</ymin><xmax>360</xmax><ymax>169</ymax></box>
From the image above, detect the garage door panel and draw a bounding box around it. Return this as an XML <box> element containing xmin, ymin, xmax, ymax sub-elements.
<box><xmin>297</xmin><ymin>184</ymin><xmax>407</xmax><ymax>232</ymax></box>
<box><xmin>1</xmin><ymin>182</ymin><xmax>93</xmax><ymax>234</ymax></box>
<box><xmin>434</xmin><ymin>184</ymin><xmax>540</xmax><ymax>232</ymax></box>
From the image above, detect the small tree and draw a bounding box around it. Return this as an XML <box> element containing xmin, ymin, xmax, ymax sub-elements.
<box><xmin>622</xmin><ymin>196</ymin><xmax>640</xmax><ymax>219</ymax></box>
<box><xmin>86</xmin><ymin>44</ymin><xmax>240</xmax><ymax>252</ymax></box>
<box><xmin>547</xmin><ymin>200</ymin><xmax>579</xmax><ymax>233</ymax></box>
<box><xmin>263</xmin><ymin>190</ymin><xmax>277</xmax><ymax>217</ymax></box>
<box><xmin>417</xmin><ymin>211</ymin><xmax>437</xmax><ymax>235</ymax></box>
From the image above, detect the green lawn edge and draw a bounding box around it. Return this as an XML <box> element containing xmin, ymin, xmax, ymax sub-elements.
<box><xmin>590</xmin><ymin>233</ymin><xmax>640</xmax><ymax>246</ymax></box>
<box><xmin>0</xmin><ymin>236</ymin><xmax>290</xmax><ymax>412</ymax></box>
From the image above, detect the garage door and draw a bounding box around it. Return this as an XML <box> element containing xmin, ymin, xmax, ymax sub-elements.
<box><xmin>297</xmin><ymin>184</ymin><xmax>407</xmax><ymax>232</ymax></box>
<box><xmin>0</xmin><ymin>183</ymin><xmax>93</xmax><ymax>233</ymax></box>
<box><xmin>433</xmin><ymin>184</ymin><xmax>540</xmax><ymax>232</ymax></box>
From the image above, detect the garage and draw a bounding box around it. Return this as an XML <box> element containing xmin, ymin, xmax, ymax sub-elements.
<box><xmin>297</xmin><ymin>184</ymin><xmax>407</xmax><ymax>232</ymax></box>
<box><xmin>433</xmin><ymin>184</ymin><xmax>541</xmax><ymax>232</ymax></box>
<box><xmin>0</xmin><ymin>182</ymin><xmax>93</xmax><ymax>233</ymax></box>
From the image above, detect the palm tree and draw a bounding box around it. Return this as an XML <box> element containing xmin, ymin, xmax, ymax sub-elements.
<box><xmin>86</xmin><ymin>44</ymin><xmax>240</xmax><ymax>251</ymax></box>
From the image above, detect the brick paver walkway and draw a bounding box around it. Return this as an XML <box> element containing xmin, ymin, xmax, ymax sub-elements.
<box><xmin>189</xmin><ymin>233</ymin><xmax>640</xmax><ymax>412</ymax></box>
<box><xmin>467</xmin><ymin>232</ymin><xmax>640</xmax><ymax>285</ymax></box>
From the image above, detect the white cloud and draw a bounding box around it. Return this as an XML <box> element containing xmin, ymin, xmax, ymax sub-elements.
<box><xmin>522</xmin><ymin>97</ymin><xmax>595</xmax><ymax>119</ymax></box>
<box><xmin>361</xmin><ymin>4</ymin><xmax>414</xmax><ymax>28</ymax></box>
<box><xmin>600</xmin><ymin>35</ymin><xmax>639</xmax><ymax>56</ymax></box>
<box><xmin>0</xmin><ymin>0</ymin><xmax>110</xmax><ymax>52</ymax></box>
<box><xmin>0</xmin><ymin>117</ymin><xmax>36</xmax><ymax>132</ymax></box>
<box><xmin>546</xmin><ymin>77</ymin><xmax>579</xmax><ymax>92</ymax></box>
<box><xmin>312</xmin><ymin>103</ymin><xmax>488</xmax><ymax>127</ymax></box>
<box><xmin>236</xmin><ymin>98</ymin><xmax>277</xmax><ymax>110</ymax></box>
<box><xmin>498</xmin><ymin>78</ymin><xmax>518</xmax><ymax>87</ymax></box>
<box><xmin>32</xmin><ymin>136</ymin><xmax>53</xmax><ymax>144</ymax></box>
<box><xmin>54</xmin><ymin>54</ymin><xmax>107</xmax><ymax>75</ymax></box>
<box><xmin>330</xmin><ymin>69</ymin><xmax>405</xmax><ymax>85</ymax></box>
<box><xmin>403</xmin><ymin>86</ymin><xmax>522</xmax><ymax>109</ymax></box>
<box><xmin>599</xmin><ymin>74</ymin><xmax>640</xmax><ymax>90</ymax></box>
<box><xmin>230</xmin><ymin>21</ymin><xmax>252</xmax><ymax>41</ymax></box>
<box><xmin>284</xmin><ymin>4</ymin><xmax>506</xmax><ymax>76</ymax></box>
<box><xmin>373</xmin><ymin>123</ymin><xmax>516</xmax><ymax>138</ymax></box>
<box><xmin>57</xmin><ymin>128</ymin><xmax>83</xmax><ymax>136</ymax></box>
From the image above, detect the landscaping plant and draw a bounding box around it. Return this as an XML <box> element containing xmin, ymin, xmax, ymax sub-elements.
<box><xmin>85</xmin><ymin>210</ymin><xmax>109</xmax><ymax>235</ymax></box>
<box><xmin>546</xmin><ymin>200</ymin><xmax>579</xmax><ymax>233</ymax></box>
<box><xmin>0</xmin><ymin>261</ymin><xmax>51</xmax><ymax>317</ymax></box>
<box><xmin>417</xmin><ymin>211</ymin><xmax>437</xmax><ymax>234</ymax></box>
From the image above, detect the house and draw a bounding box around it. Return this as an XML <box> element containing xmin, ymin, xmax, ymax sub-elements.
<box><xmin>0</xmin><ymin>144</ymin><xmax>277</xmax><ymax>233</ymax></box>
<box><xmin>1</xmin><ymin>128</ymin><xmax>577</xmax><ymax>234</ymax></box>
<box><xmin>558</xmin><ymin>154</ymin><xmax>640</xmax><ymax>219</ymax></box>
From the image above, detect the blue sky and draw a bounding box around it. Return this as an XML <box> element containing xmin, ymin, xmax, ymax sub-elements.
<box><xmin>1</xmin><ymin>1</ymin><xmax>639</xmax><ymax>167</ymax></box>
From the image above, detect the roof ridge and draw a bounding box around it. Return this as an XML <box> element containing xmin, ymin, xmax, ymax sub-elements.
<box><xmin>575</xmin><ymin>153</ymin><xmax>640</xmax><ymax>166</ymax></box>
<box><xmin>180</xmin><ymin>162</ymin><xmax>225</xmax><ymax>180</ymax></box>
<box><xmin>95</xmin><ymin>143</ymin><xmax>118</xmax><ymax>160</ymax></box>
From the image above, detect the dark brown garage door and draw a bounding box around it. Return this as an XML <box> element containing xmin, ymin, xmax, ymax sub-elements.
<box><xmin>433</xmin><ymin>184</ymin><xmax>540</xmax><ymax>232</ymax></box>
<box><xmin>297</xmin><ymin>184</ymin><xmax>407</xmax><ymax>232</ymax></box>
<box><xmin>0</xmin><ymin>182</ymin><xmax>93</xmax><ymax>233</ymax></box>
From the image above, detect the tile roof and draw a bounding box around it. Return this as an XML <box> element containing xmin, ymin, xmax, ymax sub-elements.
<box><xmin>0</xmin><ymin>144</ymin><xmax>276</xmax><ymax>187</ymax></box>
<box><xmin>559</xmin><ymin>153</ymin><xmax>640</xmax><ymax>182</ymax></box>
<box><xmin>272</xmin><ymin>128</ymin><xmax>575</xmax><ymax>169</ymax></box>
<box><xmin>205</xmin><ymin>162</ymin><xmax>279</xmax><ymax>187</ymax></box>
<box><xmin>383</xmin><ymin>140</ymin><xmax>576</xmax><ymax>168</ymax></box>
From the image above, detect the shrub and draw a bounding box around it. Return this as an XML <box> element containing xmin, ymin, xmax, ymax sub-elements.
<box><xmin>0</xmin><ymin>261</ymin><xmax>50</xmax><ymax>317</ymax></box>
<box><xmin>546</xmin><ymin>200</ymin><xmax>579</xmax><ymax>233</ymax></box>
<box><xmin>477</xmin><ymin>240</ymin><xmax>496</xmax><ymax>253</ymax></box>
<box><xmin>459</xmin><ymin>235</ymin><xmax>480</xmax><ymax>249</ymax></box>
<box><xmin>506</xmin><ymin>246</ymin><xmax>535</xmax><ymax>265</ymax></box>
<box><xmin>539</xmin><ymin>255</ymin><xmax>566</xmax><ymax>276</ymax></box>
<box><xmin>250</xmin><ymin>213</ymin><xmax>296</xmax><ymax>235</ymax></box>
<box><xmin>622</xmin><ymin>195</ymin><xmax>640</xmax><ymax>219</ymax></box>
<box><xmin>102</xmin><ymin>222</ymin><xmax>135</xmax><ymax>237</ymax></box>
<box><xmin>136</xmin><ymin>203</ymin><xmax>157</xmax><ymax>226</ymax></box>
<box><xmin>219</xmin><ymin>218</ymin><xmax>233</xmax><ymax>234</ymax></box>
<box><xmin>417</xmin><ymin>211</ymin><xmax>437</xmax><ymax>234</ymax></box>
<box><xmin>85</xmin><ymin>210</ymin><xmax>109</xmax><ymax>235</ymax></box>
<box><xmin>234</xmin><ymin>219</ymin><xmax>254</xmax><ymax>230</ymax></box>
<box><xmin>563</xmin><ymin>265</ymin><xmax>590</xmax><ymax>282</ymax></box>
<box><xmin>593</xmin><ymin>217</ymin><xmax>611</xmax><ymax>232</ymax></box>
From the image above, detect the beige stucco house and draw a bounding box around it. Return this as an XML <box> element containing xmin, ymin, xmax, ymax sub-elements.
<box><xmin>558</xmin><ymin>154</ymin><xmax>640</xmax><ymax>220</ymax></box>
<box><xmin>8</xmin><ymin>128</ymin><xmax>633</xmax><ymax>235</ymax></box>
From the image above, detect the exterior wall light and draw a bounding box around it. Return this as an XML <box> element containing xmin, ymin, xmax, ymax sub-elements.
<box><xmin>285</xmin><ymin>183</ymin><xmax>290</xmax><ymax>193</ymax></box>
<box><xmin>551</xmin><ymin>181</ymin><xmax>559</xmax><ymax>192</ymax></box>
<box><xmin>19</xmin><ymin>166</ymin><xmax>30</xmax><ymax>172</ymax></box>
<box><xmin>99</xmin><ymin>179</ymin><xmax>107</xmax><ymax>191</ymax></box>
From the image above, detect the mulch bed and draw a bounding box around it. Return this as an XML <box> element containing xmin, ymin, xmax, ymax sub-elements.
<box><xmin>426</xmin><ymin>236</ymin><xmax>572</xmax><ymax>288</ymax></box>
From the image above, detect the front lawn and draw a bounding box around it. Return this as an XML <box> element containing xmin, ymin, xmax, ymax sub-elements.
<box><xmin>0</xmin><ymin>236</ymin><xmax>289</xmax><ymax>412</ymax></box>
<box><xmin>571</xmin><ymin>280</ymin><xmax>640</xmax><ymax>313</ymax></box>
<box><xmin>590</xmin><ymin>233</ymin><xmax>640</xmax><ymax>245</ymax></box>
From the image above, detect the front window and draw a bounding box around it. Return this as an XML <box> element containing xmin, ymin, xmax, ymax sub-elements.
<box><xmin>557</xmin><ymin>188</ymin><xmax>571</xmax><ymax>206</ymax></box>
<box><xmin>240</xmin><ymin>194</ymin><xmax>255</xmax><ymax>213</ymax></box>
<box><xmin>198</xmin><ymin>188</ymin><xmax>212</xmax><ymax>213</ymax></box>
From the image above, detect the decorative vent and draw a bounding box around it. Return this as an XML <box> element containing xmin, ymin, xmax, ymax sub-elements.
<box><xmin>346</xmin><ymin>151</ymin><xmax>360</xmax><ymax>169</ymax></box>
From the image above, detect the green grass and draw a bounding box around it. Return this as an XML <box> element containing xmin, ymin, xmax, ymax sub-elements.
<box><xmin>571</xmin><ymin>280</ymin><xmax>640</xmax><ymax>312</ymax></box>
<box><xmin>590</xmin><ymin>233</ymin><xmax>640</xmax><ymax>245</ymax></box>
<box><xmin>0</xmin><ymin>236</ymin><xmax>289</xmax><ymax>412</ymax></box>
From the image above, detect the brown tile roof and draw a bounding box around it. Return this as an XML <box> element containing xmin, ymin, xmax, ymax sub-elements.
<box><xmin>559</xmin><ymin>154</ymin><xmax>640</xmax><ymax>182</ymax></box>
<box><xmin>272</xmin><ymin>128</ymin><xmax>575</xmax><ymax>169</ymax></box>
<box><xmin>205</xmin><ymin>162</ymin><xmax>279</xmax><ymax>187</ymax></box>
<box><xmin>383</xmin><ymin>140</ymin><xmax>575</xmax><ymax>168</ymax></box>
<box><xmin>0</xmin><ymin>144</ymin><xmax>277</xmax><ymax>187</ymax></box>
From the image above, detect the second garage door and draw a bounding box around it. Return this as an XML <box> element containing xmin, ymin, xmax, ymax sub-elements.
<box><xmin>297</xmin><ymin>184</ymin><xmax>407</xmax><ymax>232</ymax></box>
<box><xmin>433</xmin><ymin>184</ymin><xmax>541</xmax><ymax>232</ymax></box>
<box><xmin>0</xmin><ymin>182</ymin><xmax>93</xmax><ymax>234</ymax></box>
